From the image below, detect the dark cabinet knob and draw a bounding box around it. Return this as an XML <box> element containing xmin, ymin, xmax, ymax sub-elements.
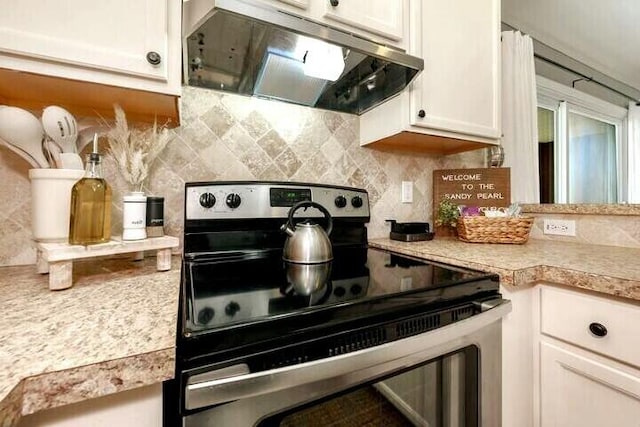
<box><xmin>418</xmin><ymin>109</ymin><xmax>426</xmax><ymax>118</ymax></box>
<box><xmin>351</xmin><ymin>196</ymin><xmax>363</xmax><ymax>208</ymax></box>
<box><xmin>146</xmin><ymin>51</ymin><xmax>162</xmax><ymax>66</ymax></box>
<box><xmin>589</xmin><ymin>322</ymin><xmax>608</xmax><ymax>337</ymax></box>
<box><xmin>329</xmin><ymin>0</ymin><xmax>339</xmax><ymax>6</ymax></box>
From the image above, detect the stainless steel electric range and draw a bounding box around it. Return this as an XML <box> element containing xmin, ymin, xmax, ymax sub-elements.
<box><xmin>164</xmin><ymin>181</ymin><xmax>511</xmax><ymax>427</ymax></box>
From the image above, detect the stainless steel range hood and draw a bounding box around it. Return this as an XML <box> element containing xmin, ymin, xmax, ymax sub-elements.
<box><xmin>183</xmin><ymin>0</ymin><xmax>423</xmax><ymax>115</ymax></box>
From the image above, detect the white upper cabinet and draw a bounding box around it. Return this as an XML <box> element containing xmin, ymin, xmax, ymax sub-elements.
<box><xmin>250</xmin><ymin>0</ymin><xmax>406</xmax><ymax>48</ymax></box>
<box><xmin>360</xmin><ymin>0</ymin><xmax>501</xmax><ymax>153</ymax></box>
<box><xmin>276</xmin><ymin>0</ymin><xmax>309</xmax><ymax>10</ymax></box>
<box><xmin>411</xmin><ymin>0</ymin><xmax>500</xmax><ymax>139</ymax></box>
<box><xmin>0</xmin><ymin>0</ymin><xmax>181</xmax><ymax>96</ymax></box>
<box><xmin>0</xmin><ymin>0</ymin><xmax>181</xmax><ymax>124</ymax></box>
<box><xmin>321</xmin><ymin>0</ymin><xmax>403</xmax><ymax>42</ymax></box>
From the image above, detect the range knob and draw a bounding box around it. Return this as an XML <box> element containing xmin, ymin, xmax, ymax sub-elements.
<box><xmin>225</xmin><ymin>301</ymin><xmax>240</xmax><ymax>317</ymax></box>
<box><xmin>351</xmin><ymin>195</ymin><xmax>363</xmax><ymax>208</ymax></box>
<box><xmin>334</xmin><ymin>195</ymin><xmax>347</xmax><ymax>208</ymax></box>
<box><xmin>350</xmin><ymin>283</ymin><xmax>363</xmax><ymax>295</ymax></box>
<box><xmin>226</xmin><ymin>193</ymin><xmax>241</xmax><ymax>209</ymax></box>
<box><xmin>197</xmin><ymin>307</ymin><xmax>215</xmax><ymax>324</ymax></box>
<box><xmin>199</xmin><ymin>192</ymin><xmax>216</xmax><ymax>208</ymax></box>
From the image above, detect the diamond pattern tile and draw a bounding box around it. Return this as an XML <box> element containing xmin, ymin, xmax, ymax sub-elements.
<box><xmin>0</xmin><ymin>87</ymin><xmax>518</xmax><ymax>266</ymax></box>
<box><xmin>257</xmin><ymin>129</ymin><xmax>288</xmax><ymax>160</ymax></box>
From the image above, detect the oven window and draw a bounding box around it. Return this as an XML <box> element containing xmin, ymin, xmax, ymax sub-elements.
<box><xmin>259</xmin><ymin>346</ymin><xmax>478</xmax><ymax>427</ymax></box>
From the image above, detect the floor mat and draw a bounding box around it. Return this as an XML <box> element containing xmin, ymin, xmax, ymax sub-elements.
<box><xmin>279</xmin><ymin>386</ymin><xmax>415</xmax><ymax>427</ymax></box>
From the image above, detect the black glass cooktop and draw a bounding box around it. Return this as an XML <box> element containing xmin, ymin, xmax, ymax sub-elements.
<box><xmin>183</xmin><ymin>247</ymin><xmax>497</xmax><ymax>337</ymax></box>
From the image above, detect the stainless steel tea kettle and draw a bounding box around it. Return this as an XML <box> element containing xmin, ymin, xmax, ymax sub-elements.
<box><xmin>281</xmin><ymin>201</ymin><xmax>333</xmax><ymax>264</ymax></box>
<box><xmin>281</xmin><ymin>201</ymin><xmax>333</xmax><ymax>295</ymax></box>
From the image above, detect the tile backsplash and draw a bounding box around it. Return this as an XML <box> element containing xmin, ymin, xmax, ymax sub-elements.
<box><xmin>0</xmin><ymin>86</ymin><xmax>484</xmax><ymax>266</ymax></box>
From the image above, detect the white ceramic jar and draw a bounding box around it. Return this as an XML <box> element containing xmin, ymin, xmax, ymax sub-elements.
<box><xmin>122</xmin><ymin>191</ymin><xmax>147</xmax><ymax>240</ymax></box>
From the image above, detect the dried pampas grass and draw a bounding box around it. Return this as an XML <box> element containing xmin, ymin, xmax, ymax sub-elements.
<box><xmin>105</xmin><ymin>105</ymin><xmax>171</xmax><ymax>191</ymax></box>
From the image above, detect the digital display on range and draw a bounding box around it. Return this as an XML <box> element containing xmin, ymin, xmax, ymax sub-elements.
<box><xmin>270</xmin><ymin>188</ymin><xmax>312</xmax><ymax>207</ymax></box>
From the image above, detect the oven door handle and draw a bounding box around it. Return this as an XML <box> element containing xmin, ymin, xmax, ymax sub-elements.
<box><xmin>185</xmin><ymin>298</ymin><xmax>511</xmax><ymax>411</ymax></box>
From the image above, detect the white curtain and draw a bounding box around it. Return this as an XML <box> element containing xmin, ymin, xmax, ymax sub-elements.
<box><xmin>501</xmin><ymin>31</ymin><xmax>540</xmax><ymax>203</ymax></box>
<box><xmin>628</xmin><ymin>101</ymin><xmax>640</xmax><ymax>203</ymax></box>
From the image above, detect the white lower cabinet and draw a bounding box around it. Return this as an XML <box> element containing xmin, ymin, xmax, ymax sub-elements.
<box><xmin>540</xmin><ymin>341</ymin><xmax>640</xmax><ymax>427</ymax></box>
<box><xmin>18</xmin><ymin>383</ymin><xmax>163</xmax><ymax>427</ymax></box>
<box><xmin>500</xmin><ymin>285</ymin><xmax>534</xmax><ymax>427</ymax></box>
<box><xmin>536</xmin><ymin>285</ymin><xmax>640</xmax><ymax>427</ymax></box>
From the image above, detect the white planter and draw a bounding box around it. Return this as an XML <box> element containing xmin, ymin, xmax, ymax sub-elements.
<box><xmin>122</xmin><ymin>192</ymin><xmax>147</xmax><ymax>241</ymax></box>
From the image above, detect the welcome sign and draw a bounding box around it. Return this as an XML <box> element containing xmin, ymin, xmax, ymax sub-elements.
<box><xmin>433</xmin><ymin>168</ymin><xmax>511</xmax><ymax>211</ymax></box>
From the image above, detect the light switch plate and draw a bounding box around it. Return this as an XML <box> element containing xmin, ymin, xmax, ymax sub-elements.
<box><xmin>401</xmin><ymin>181</ymin><xmax>413</xmax><ymax>203</ymax></box>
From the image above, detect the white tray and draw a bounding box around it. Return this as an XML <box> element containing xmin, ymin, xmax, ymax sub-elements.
<box><xmin>36</xmin><ymin>236</ymin><xmax>180</xmax><ymax>290</ymax></box>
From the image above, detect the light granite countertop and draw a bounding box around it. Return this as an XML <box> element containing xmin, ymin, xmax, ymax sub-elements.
<box><xmin>0</xmin><ymin>256</ymin><xmax>180</xmax><ymax>427</ymax></box>
<box><xmin>369</xmin><ymin>238</ymin><xmax>640</xmax><ymax>300</ymax></box>
<box><xmin>2</xmin><ymin>238</ymin><xmax>640</xmax><ymax>426</ymax></box>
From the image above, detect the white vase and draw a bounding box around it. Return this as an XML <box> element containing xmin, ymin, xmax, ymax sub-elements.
<box><xmin>122</xmin><ymin>191</ymin><xmax>147</xmax><ymax>241</ymax></box>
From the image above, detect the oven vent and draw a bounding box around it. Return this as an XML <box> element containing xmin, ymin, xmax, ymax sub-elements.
<box><xmin>452</xmin><ymin>305</ymin><xmax>475</xmax><ymax>322</ymax></box>
<box><xmin>264</xmin><ymin>348</ymin><xmax>310</xmax><ymax>370</ymax></box>
<box><xmin>260</xmin><ymin>328</ymin><xmax>387</xmax><ymax>370</ymax></box>
<box><xmin>396</xmin><ymin>312</ymin><xmax>441</xmax><ymax>339</ymax></box>
<box><xmin>256</xmin><ymin>304</ymin><xmax>480</xmax><ymax>371</ymax></box>
<box><xmin>329</xmin><ymin>328</ymin><xmax>387</xmax><ymax>356</ymax></box>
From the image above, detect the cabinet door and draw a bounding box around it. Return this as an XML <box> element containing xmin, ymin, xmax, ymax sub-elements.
<box><xmin>411</xmin><ymin>0</ymin><xmax>500</xmax><ymax>139</ymax></box>
<box><xmin>277</xmin><ymin>0</ymin><xmax>309</xmax><ymax>9</ymax></box>
<box><xmin>321</xmin><ymin>0</ymin><xmax>403</xmax><ymax>42</ymax></box>
<box><xmin>0</xmin><ymin>0</ymin><xmax>169</xmax><ymax>82</ymax></box>
<box><xmin>540</xmin><ymin>341</ymin><xmax>640</xmax><ymax>427</ymax></box>
<box><xmin>251</xmin><ymin>0</ymin><xmax>310</xmax><ymax>12</ymax></box>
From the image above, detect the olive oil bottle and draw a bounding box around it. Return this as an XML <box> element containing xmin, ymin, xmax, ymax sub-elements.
<box><xmin>69</xmin><ymin>148</ymin><xmax>112</xmax><ymax>245</ymax></box>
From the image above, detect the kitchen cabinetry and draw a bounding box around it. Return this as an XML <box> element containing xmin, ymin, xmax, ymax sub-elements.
<box><xmin>360</xmin><ymin>0</ymin><xmax>501</xmax><ymax>154</ymax></box>
<box><xmin>500</xmin><ymin>284</ymin><xmax>534</xmax><ymax>427</ymax></box>
<box><xmin>248</xmin><ymin>0</ymin><xmax>406</xmax><ymax>48</ymax></box>
<box><xmin>320</xmin><ymin>0</ymin><xmax>403</xmax><ymax>43</ymax></box>
<box><xmin>535</xmin><ymin>285</ymin><xmax>640</xmax><ymax>427</ymax></box>
<box><xmin>19</xmin><ymin>384</ymin><xmax>162</xmax><ymax>427</ymax></box>
<box><xmin>0</xmin><ymin>0</ymin><xmax>181</xmax><ymax>125</ymax></box>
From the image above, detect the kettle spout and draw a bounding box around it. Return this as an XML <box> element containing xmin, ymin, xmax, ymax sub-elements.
<box><xmin>280</xmin><ymin>223</ymin><xmax>295</xmax><ymax>237</ymax></box>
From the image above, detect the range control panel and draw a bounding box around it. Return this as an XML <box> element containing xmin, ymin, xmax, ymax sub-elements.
<box><xmin>185</xmin><ymin>182</ymin><xmax>370</xmax><ymax>220</ymax></box>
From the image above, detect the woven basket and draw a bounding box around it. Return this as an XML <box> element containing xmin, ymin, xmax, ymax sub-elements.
<box><xmin>456</xmin><ymin>216</ymin><xmax>534</xmax><ymax>244</ymax></box>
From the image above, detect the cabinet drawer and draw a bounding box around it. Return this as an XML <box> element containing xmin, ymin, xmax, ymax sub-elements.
<box><xmin>540</xmin><ymin>286</ymin><xmax>640</xmax><ymax>368</ymax></box>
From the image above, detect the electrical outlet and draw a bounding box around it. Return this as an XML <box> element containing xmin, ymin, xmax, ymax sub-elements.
<box><xmin>401</xmin><ymin>181</ymin><xmax>413</xmax><ymax>203</ymax></box>
<box><xmin>543</xmin><ymin>219</ymin><xmax>576</xmax><ymax>236</ymax></box>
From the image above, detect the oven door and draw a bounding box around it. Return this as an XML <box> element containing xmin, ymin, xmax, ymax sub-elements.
<box><xmin>182</xmin><ymin>299</ymin><xmax>510</xmax><ymax>427</ymax></box>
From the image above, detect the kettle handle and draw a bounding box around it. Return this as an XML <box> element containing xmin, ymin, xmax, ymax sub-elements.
<box><xmin>286</xmin><ymin>201</ymin><xmax>333</xmax><ymax>236</ymax></box>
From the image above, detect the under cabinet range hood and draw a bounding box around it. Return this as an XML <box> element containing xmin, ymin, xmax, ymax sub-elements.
<box><xmin>183</xmin><ymin>0</ymin><xmax>423</xmax><ymax>115</ymax></box>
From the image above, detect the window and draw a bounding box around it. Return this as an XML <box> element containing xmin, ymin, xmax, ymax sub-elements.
<box><xmin>567</xmin><ymin>111</ymin><xmax>617</xmax><ymax>203</ymax></box>
<box><xmin>537</xmin><ymin>77</ymin><xmax>628</xmax><ymax>203</ymax></box>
